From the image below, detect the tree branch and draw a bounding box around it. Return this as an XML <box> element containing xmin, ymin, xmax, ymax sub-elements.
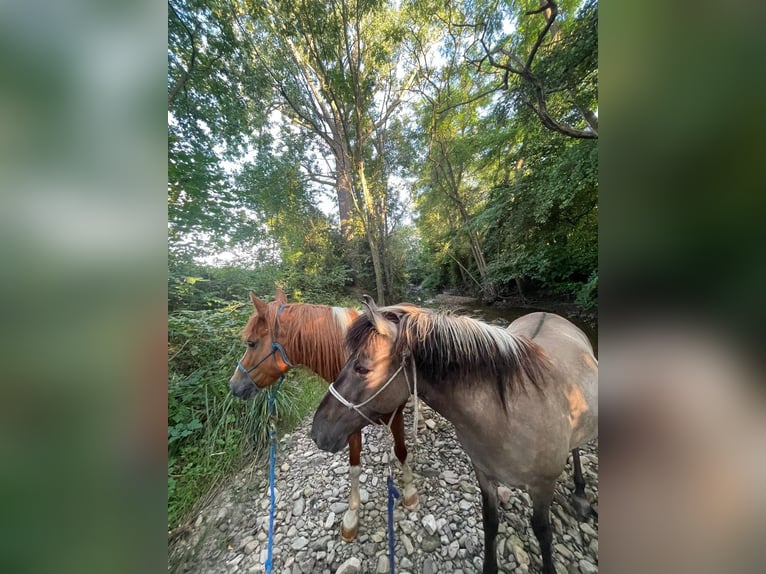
<box><xmin>168</xmin><ymin>1</ymin><xmax>198</xmax><ymax>107</ymax></box>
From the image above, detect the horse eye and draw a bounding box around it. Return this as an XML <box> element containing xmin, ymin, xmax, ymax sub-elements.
<box><xmin>247</xmin><ymin>341</ymin><xmax>257</xmax><ymax>349</ymax></box>
<box><xmin>354</xmin><ymin>363</ymin><xmax>370</xmax><ymax>375</ymax></box>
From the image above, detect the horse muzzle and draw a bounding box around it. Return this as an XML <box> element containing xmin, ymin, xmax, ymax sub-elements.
<box><xmin>229</xmin><ymin>378</ymin><xmax>260</xmax><ymax>400</ymax></box>
<box><xmin>310</xmin><ymin>417</ymin><xmax>346</xmax><ymax>453</ymax></box>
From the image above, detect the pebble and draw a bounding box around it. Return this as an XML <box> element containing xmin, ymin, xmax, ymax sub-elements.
<box><xmin>497</xmin><ymin>484</ymin><xmax>513</xmax><ymax>504</ymax></box>
<box><xmin>422</xmin><ymin>514</ymin><xmax>437</xmax><ymax>535</ymax></box>
<box><xmin>169</xmin><ymin>406</ymin><xmax>598</xmax><ymax>574</ymax></box>
<box><xmin>510</xmin><ymin>537</ymin><xmax>530</xmax><ymax>566</ymax></box>
<box><xmin>555</xmin><ymin>543</ymin><xmax>574</xmax><ymax>560</ymax></box>
<box><xmin>291</xmin><ymin>537</ymin><xmax>309</xmax><ymax>551</ymax></box>
<box><xmin>401</xmin><ymin>533</ymin><xmax>414</xmax><ymax>555</ymax></box>
<box><xmin>329</xmin><ymin>502</ymin><xmax>348</xmax><ymax>514</ymax></box>
<box><xmin>421</xmin><ymin>534</ymin><xmax>441</xmax><ymax>553</ymax></box>
<box><xmin>334</xmin><ymin>557</ymin><xmax>361</xmax><ymax>574</ymax></box>
<box><xmin>324</xmin><ymin>512</ymin><xmax>335</xmax><ymax>529</ymax></box>
<box><xmin>441</xmin><ymin>470</ymin><xmax>460</xmax><ymax>484</ymax></box>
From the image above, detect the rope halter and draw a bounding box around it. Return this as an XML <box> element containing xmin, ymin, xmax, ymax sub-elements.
<box><xmin>237</xmin><ymin>303</ymin><xmax>294</xmax><ymax>387</ymax></box>
<box><xmin>328</xmin><ymin>354</ymin><xmax>414</xmax><ymax>429</ymax></box>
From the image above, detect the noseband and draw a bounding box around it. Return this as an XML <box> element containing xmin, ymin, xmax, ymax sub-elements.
<box><xmin>328</xmin><ymin>356</ymin><xmax>413</xmax><ymax>427</ymax></box>
<box><xmin>236</xmin><ymin>304</ymin><xmax>294</xmax><ymax>387</ymax></box>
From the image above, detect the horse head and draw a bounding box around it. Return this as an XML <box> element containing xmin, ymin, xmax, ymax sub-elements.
<box><xmin>228</xmin><ymin>288</ymin><xmax>291</xmax><ymax>399</ymax></box>
<box><xmin>311</xmin><ymin>296</ymin><xmax>411</xmax><ymax>452</ymax></box>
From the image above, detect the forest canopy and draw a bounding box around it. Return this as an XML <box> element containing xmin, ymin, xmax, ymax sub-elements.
<box><xmin>168</xmin><ymin>0</ymin><xmax>598</xmax><ymax>309</ymax></box>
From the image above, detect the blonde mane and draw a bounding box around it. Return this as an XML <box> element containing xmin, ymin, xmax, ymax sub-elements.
<box><xmin>347</xmin><ymin>305</ymin><xmax>549</xmax><ymax>404</ymax></box>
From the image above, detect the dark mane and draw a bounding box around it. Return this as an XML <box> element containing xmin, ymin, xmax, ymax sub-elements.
<box><xmin>346</xmin><ymin>306</ymin><xmax>549</xmax><ymax>405</ymax></box>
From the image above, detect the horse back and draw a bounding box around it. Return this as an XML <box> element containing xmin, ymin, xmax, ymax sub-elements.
<box><xmin>507</xmin><ymin>312</ymin><xmax>598</xmax><ymax>449</ymax></box>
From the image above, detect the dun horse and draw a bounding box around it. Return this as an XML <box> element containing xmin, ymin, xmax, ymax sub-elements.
<box><xmin>228</xmin><ymin>289</ymin><xmax>419</xmax><ymax>541</ymax></box>
<box><xmin>311</xmin><ymin>298</ymin><xmax>598</xmax><ymax>574</ymax></box>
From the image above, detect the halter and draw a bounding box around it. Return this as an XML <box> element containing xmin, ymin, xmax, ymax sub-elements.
<box><xmin>328</xmin><ymin>354</ymin><xmax>414</xmax><ymax>429</ymax></box>
<box><xmin>236</xmin><ymin>303</ymin><xmax>293</xmax><ymax>388</ymax></box>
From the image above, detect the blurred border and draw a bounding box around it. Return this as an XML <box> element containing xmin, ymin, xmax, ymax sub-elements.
<box><xmin>601</xmin><ymin>1</ymin><xmax>766</xmax><ymax>572</ymax></box>
<box><xmin>0</xmin><ymin>1</ymin><xmax>167</xmax><ymax>572</ymax></box>
<box><xmin>1</xmin><ymin>0</ymin><xmax>764</xmax><ymax>572</ymax></box>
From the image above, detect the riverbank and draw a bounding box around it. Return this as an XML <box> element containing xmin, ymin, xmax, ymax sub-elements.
<box><xmin>169</xmin><ymin>402</ymin><xmax>598</xmax><ymax>574</ymax></box>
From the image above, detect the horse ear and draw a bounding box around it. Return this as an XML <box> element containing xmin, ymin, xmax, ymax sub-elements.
<box><xmin>361</xmin><ymin>294</ymin><xmax>377</xmax><ymax>310</ymax></box>
<box><xmin>249</xmin><ymin>292</ymin><xmax>268</xmax><ymax>316</ymax></box>
<box><xmin>362</xmin><ymin>295</ymin><xmax>395</xmax><ymax>337</ymax></box>
<box><xmin>274</xmin><ymin>288</ymin><xmax>288</xmax><ymax>305</ymax></box>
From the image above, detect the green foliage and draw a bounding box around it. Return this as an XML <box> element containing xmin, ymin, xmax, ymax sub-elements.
<box><xmin>575</xmin><ymin>271</ymin><xmax>598</xmax><ymax>310</ymax></box>
<box><xmin>168</xmin><ymin>303</ymin><xmax>328</xmax><ymax>530</ymax></box>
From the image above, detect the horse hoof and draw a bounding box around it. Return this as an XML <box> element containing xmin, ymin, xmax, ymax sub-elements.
<box><xmin>572</xmin><ymin>495</ymin><xmax>591</xmax><ymax>521</ymax></box>
<box><xmin>403</xmin><ymin>493</ymin><xmax>420</xmax><ymax>511</ymax></box>
<box><xmin>340</xmin><ymin>523</ymin><xmax>358</xmax><ymax>542</ymax></box>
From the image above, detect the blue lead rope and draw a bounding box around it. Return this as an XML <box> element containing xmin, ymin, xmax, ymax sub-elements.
<box><xmin>387</xmin><ymin>473</ymin><xmax>400</xmax><ymax>574</ymax></box>
<box><xmin>264</xmin><ymin>376</ymin><xmax>284</xmax><ymax>574</ymax></box>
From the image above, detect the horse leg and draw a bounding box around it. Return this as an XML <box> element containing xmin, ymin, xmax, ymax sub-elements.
<box><xmin>340</xmin><ymin>430</ymin><xmax>362</xmax><ymax>542</ymax></box>
<box><xmin>571</xmin><ymin>448</ymin><xmax>592</xmax><ymax>520</ymax></box>
<box><xmin>475</xmin><ymin>468</ymin><xmax>499</xmax><ymax>574</ymax></box>
<box><xmin>529</xmin><ymin>484</ymin><xmax>556</xmax><ymax>574</ymax></box>
<box><xmin>391</xmin><ymin>405</ymin><xmax>419</xmax><ymax>510</ymax></box>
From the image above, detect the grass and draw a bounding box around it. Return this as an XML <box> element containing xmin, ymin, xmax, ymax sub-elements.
<box><xmin>167</xmin><ymin>302</ymin><xmax>329</xmax><ymax>531</ymax></box>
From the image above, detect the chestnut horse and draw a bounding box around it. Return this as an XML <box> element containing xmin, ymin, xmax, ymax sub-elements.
<box><xmin>312</xmin><ymin>299</ymin><xmax>597</xmax><ymax>574</ymax></box>
<box><xmin>228</xmin><ymin>289</ymin><xmax>419</xmax><ymax>541</ymax></box>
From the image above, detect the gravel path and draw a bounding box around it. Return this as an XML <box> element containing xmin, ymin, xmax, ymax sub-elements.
<box><xmin>169</xmin><ymin>401</ymin><xmax>598</xmax><ymax>574</ymax></box>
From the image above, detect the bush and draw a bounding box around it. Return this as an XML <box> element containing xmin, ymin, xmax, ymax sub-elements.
<box><xmin>168</xmin><ymin>302</ymin><xmax>327</xmax><ymax>530</ymax></box>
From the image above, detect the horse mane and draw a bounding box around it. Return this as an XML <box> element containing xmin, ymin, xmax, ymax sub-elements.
<box><xmin>346</xmin><ymin>305</ymin><xmax>549</xmax><ymax>405</ymax></box>
<box><xmin>245</xmin><ymin>302</ymin><xmax>357</xmax><ymax>383</ymax></box>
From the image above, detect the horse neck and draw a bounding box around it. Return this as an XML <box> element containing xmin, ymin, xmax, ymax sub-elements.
<box><xmin>413</xmin><ymin>367</ymin><xmax>511</xmax><ymax>449</ymax></box>
<box><xmin>281</xmin><ymin>306</ymin><xmax>356</xmax><ymax>383</ymax></box>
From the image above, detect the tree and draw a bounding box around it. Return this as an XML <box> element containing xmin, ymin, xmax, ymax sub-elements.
<box><xmin>469</xmin><ymin>0</ymin><xmax>598</xmax><ymax>139</ymax></box>
<box><xmin>168</xmin><ymin>0</ymin><xmax>271</xmax><ymax>258</ymax></box>
<box><xmin>227</xmin><ymin>0</ymin><xmax>424</xmax><ymax>304</ymax></box>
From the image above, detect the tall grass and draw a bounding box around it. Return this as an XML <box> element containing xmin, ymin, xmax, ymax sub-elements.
<box><xmin>168</xmin><ymin>303</ymin><xmax>327</xmax><ymax>530</ymax></box>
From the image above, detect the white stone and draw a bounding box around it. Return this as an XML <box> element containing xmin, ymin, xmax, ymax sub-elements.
<box><xmin>441</xmin><ymin>470</ymin><xmax>460</xmax><ymax>485</ymax></box>
<box><xmin>291</xmin><ymin>536</ymin><xmax>309</xmax><ymax>551</ymax></box>
<box><xmin>324</xmin><ymin>511</ymin><xmax>335</xmax><ymax>529</ymax></box>
<box><xmin>334</xmin><ymin>557</ymin><xmax>361</xmax><ymax>574</ymax></box>
<box><xmin>401</xmin><ymin>533</ymin><xmax>414</xmax><ymax>555</ymax></box>
<box><xmin>422</xmin><ymin>514</ymin><xmax>438</xmax><ymax>535</ymax></box>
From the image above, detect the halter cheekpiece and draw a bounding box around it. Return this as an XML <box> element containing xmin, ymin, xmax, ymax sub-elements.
<box><xmin>236</xmin><ymin>303</ymin><xmax>294</xmax><ymax>388</ymax></box>
<box><xmin>328</xmin><ymin>354</ymin><xmax>414</xmax><ymax>429</ymax></box>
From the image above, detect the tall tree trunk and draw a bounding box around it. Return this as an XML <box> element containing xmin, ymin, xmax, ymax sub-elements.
<box><xmin>355</xmin><ymin>162</ymin><xmax>388</xmax><ymax>305</ymax></box>
<box><xmin>335</xmin><ymin>152</ymin><xmax>355</xmax><ymax>241</ymax></box>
